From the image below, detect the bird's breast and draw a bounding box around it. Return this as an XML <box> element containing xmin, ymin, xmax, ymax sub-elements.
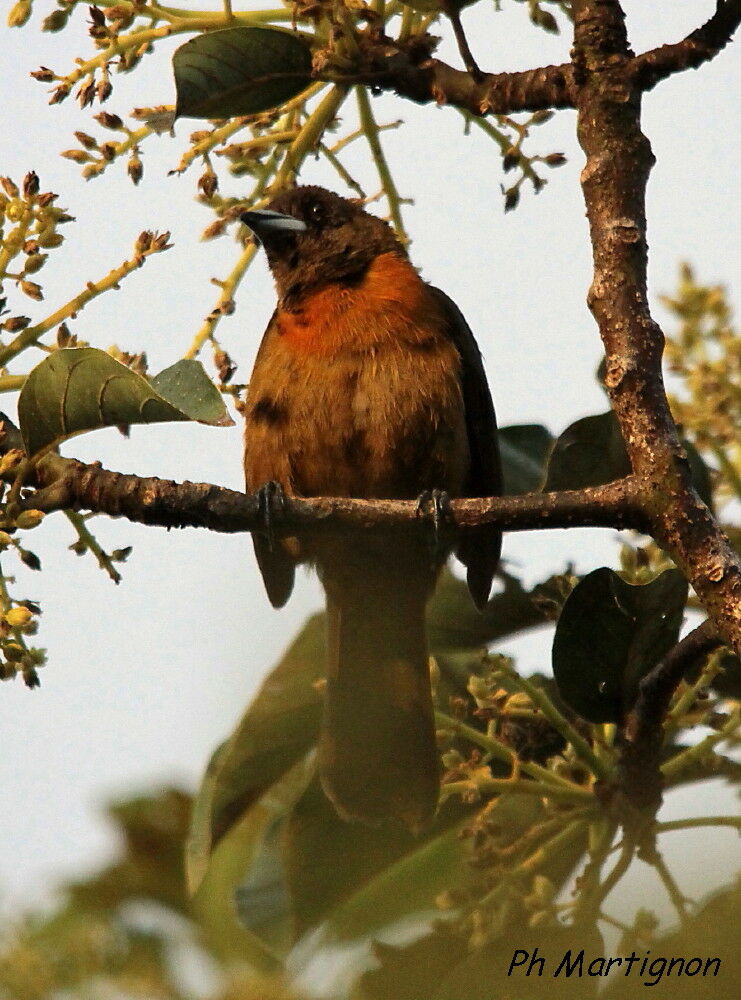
<box><xmin>275</xmin><ymin>252</ymin><xmax>442</xmax><ymax>355</ymax></box>
<box><xmin>244</xmin><ymin>253</ymin><xmax>470</xmax><ymax>500</ymax></box>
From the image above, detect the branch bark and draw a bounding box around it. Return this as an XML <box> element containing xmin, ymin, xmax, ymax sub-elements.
<box><xmin>571</xmin><ymin>0</ymin><xmax>741</xmax><ymax>656</ymax></box>
<box><xmin>352</xmin><ymin>39</ymin><xmax>576</xmax><ymax>114</ymax></box>
<box><xmin>618</xmin><ymin>621</ymin><xmax>724</xmax><ymax>815</ymax></box>
<box><xmin>631</xmin><ymin>0</ymin><xmax>741</xmax><ymax>91</ymax></box>
<box><xmin>337</xmin><ymin>5</ymin><xmax>740</xmax><ymax>119</ymax></box>
<box><xmin>19</xmin><ymin>448</ymin><xmax>645</xmax><ymax>536</ymax></box>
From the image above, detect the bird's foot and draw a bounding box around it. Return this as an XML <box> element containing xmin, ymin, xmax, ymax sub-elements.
<box><xmin>416</xmin><ymin>488</ymin><xmax>453</xmax><ymax>566</ymax></box>
<box><xmin>255</xmin><ymin>480</ymin><xmax>286</xmax><ymax>551</ymax></box>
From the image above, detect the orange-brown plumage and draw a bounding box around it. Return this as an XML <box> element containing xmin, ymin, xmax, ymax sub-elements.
<box><xmin>241</xmin><ymin>187</ymin><xmax>501</xmax><ymax>830</ymax></box>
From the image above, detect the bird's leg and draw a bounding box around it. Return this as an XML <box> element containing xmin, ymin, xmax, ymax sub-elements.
<box><xmin>444</xmin><ymin>2</ymin><xmax>484</xmax><ymax>83</ymax></box>
<box><xmin>255</xmin><ymin>480</ymin><xmax>286</xmax><ymax>551</ymax></box>
<box><xmin>416</xmin><ymin>488</ymin><xmax>453</xmax><ymax>566</ymax></box>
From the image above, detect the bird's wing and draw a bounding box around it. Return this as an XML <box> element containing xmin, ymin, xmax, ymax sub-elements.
<box><xmin>430</xmin><ymin>285</ymin><xmax>502</xmax><ymax>608</ymax></box>
<box><xmin>244</xmin><ymin>309</ymin><xmax>297</xmax><ymax>609</ymax></box>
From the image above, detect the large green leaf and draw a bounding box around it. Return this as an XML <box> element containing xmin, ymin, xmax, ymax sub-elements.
<box><xmin>543</xmin><ymin>410</ymin><xmax>629</xmax><ymax>492</ymax></box>
<box><xmin>185</xmin><ymin>613</ymin><xmax>325</xmax><ymax>893</ymax></box>
<box><xmin>282</xmin><ymin>780</ymin><xmax>473</xmax><ymax>939</ymax></box>
<box><xmin>433</xmin><ymin>922</ymin><xmax>604</xmax><ymax>1000</ymax></box>
<box><xmin>173</xmin><ymin>27</ymin><xmax>313</xmax><ymax>120</ymax></box>
<box><xmin>602</xmin><ymin>880</ymin><xmax>741</xmax><ymax>998</ymax></box>
<box><xmin>552</xmin><ymin>568</ymin><xmax>688</xmax><ymax>723</ymax></box>
<box><xmin>192</xmin><ymin>755</ymin><xmax>315</xmax><ymax>966</ymax></box>
<box><xmin>18</xmin><ymin>348</ymin><xmax>232</xmax><ymax>457</ymax></box>
<box><xmin>499</xmin><ymin>423</ymin><xmax>553</xmax><ymax>495</ymax></box>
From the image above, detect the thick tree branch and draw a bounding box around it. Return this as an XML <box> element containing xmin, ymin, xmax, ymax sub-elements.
<box><xmin>19</xmin><ymin>449</ymin><xmax>645</xmax><ymax>536</ymax></box>
<box><xmin>572</xmin><ymin>0</ymin><xmax>741</xmax><ymax>657</ymax></box>
<box><xmin>631</xmin><ymin>0</ymin><xmax>741</xmax><ymax>91</ymax></box>
<box><xmin>337</xmin><ymin>4</ymin><xmax>739</xmax><ymax>120</ymax></box>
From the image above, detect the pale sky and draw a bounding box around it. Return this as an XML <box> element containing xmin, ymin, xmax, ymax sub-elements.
<box><xmin>0</xmin><ymin>1</ymin><xmax>738</xmax><ymax>920</ymax></box>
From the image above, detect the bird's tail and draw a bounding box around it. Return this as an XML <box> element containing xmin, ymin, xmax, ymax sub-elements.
<box><xmin>319</xmin><ymin>582</ymin><xmax>439</xmax><ymax>832</ymax></box>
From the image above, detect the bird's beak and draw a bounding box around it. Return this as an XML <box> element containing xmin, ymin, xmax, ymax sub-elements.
<box><xmin>240</xmin><ymin>209</ymin><xmax>307</xmax><ymax>244</ymax></box>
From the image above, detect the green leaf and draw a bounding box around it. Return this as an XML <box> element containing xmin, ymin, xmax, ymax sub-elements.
<box><xmin>173</xmin><ymin>27</ymin><xmax>313</xmax><ymax>120</ymax></box>
<box><xmin>229</xmin><ymin>757</ymin><xmax>315</xmax><ymax>954</ymax></box>
<box><xmin>185</xmin><ymin>613</ymin><xmax>325</xmax><ymax>893</ymax></box>
<box><xmin>602</xmin><ymin>880</ymin><xmax>741</xmax><ymax>997</ymax></box>
<box><xmin>283</xmin><ymin>780</ymin><xmax>472</xmax><ymax>938</ymax></box>
<box><xmin>499</xmin><ymin>423</ymin><xmax>553</xmax><ymax>495</ymax></box>
<box><xmin>543</xmin><ymin>410</ymin><xmax>629</xmax><ymax>492</ymax></box>
<box><xmin>18</xmin><ymin>349</ymin><xmax>232</xmax><ymax>457</ymax></box>
<box><xmin>552</xmin><ymin>568</ymin><xmax>688</xmax><ymax>723</ymax></box>
<box><xmin>150</xmin><ymin>359</ymin><xmax>232</xmax><ymax>423</ymax></box>
<box><xmin>434</xmin><ymin>923</ymin><xmax>604</xmax><ymax>1000</ymax></box>
<box><xmin>195</xmin><ymin>756</ymin><xmax>314</xmax><ymax>966</ymax></box>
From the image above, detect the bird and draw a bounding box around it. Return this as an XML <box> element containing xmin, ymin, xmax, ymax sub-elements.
<box><xmin>241</xmin><ymin>186</ymin><xmax>501</xmax><ymax>831</ymax></box>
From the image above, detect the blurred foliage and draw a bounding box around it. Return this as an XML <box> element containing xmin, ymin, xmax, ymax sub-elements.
<box><xmin>663</xmin><ymin>263</ymin><xmax>741</xmax><ymax>514</ymax></box>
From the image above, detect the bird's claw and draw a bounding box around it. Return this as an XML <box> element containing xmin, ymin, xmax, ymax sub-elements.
<box><xmin>256</xmin><ymin>480</ymin><xmax>286</xmax><ymax>552</ymax></box>
<box><xmin>416</xmin><ymin>488</ymin><xmax>452</xmax><ymax>566</ymax></box>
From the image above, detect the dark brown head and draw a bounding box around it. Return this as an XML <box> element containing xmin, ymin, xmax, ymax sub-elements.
<box><xmin>241</xmin><ymin>186</ymin><xmax>404</xmax><ymax>307</ymax></box>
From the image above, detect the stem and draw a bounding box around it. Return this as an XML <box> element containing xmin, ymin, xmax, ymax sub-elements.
<box><xmin>0</xmin><ymin>376</ymin><xmax>27</xmax><ymax>394</ymax></box>
<box><xmin>274</xmin><ymin>85</ymin><xmax>349</xmax><ymax>187</ymax></box>
<box><xmin>588</xmin><ymin>836</ymin><xmax>635</xmax><ymax>914</ymax></box>
<box><xmin>649</xmin><ymin>849</ymin><xmax>690</xmax><ymax>924</ymax></box>
<box><xmin>0</xmin><ymin>241</ymin><xmax>171</xmax><ymax>366</ymax></box>
<box><xmin>356</xmin><ymin>86</ymin><xmax>408</xmax><ymax>243</ymax></box>
<box><xmin>435</xmin><ymin>708</ymin><xmax>593</xmax><ymax>792</ymax></box>
<box><xmin>661</xmin><ymin>708</ymin><xmax>740</xmax><ymax>782</ymax></box>
<box><xmin>319</xmin><ymin>143</ymin><xmax>365</xmax><ymax>197</ymax></box>
<box><xmin>65</xmin><ymin>510</ymin><xmax>122</xmax><ymax>584</ymax></box>
<box><xmin>571</xmin><ymin>817</ymin><xmax>619</xmax><ymax>924</ymax></box>
<box><xmin>184</xmin><ymin>241</ymin><xmax>257</xmax><ymax>360</ymax></box>
<box><xmin>655</xmin><ymin>815</ymin><xmax>741</xmax><ymax>834</ymax></box>
<box><xmin>442</xmin><ymin>775</ymin><xmax>593</xmax><ymax>803</ymax></box>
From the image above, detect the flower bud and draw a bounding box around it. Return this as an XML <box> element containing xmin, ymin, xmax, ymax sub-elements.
<box><xmin>31</xmin><ymin>66</ymin><xmax>56</xmax><ymax>82</ymax></box>
<box><xmin>2</xmin><ymin>315</ymin><xmax>31</xmax><ymax>332</ymax></box>
<box><xmin>5</xmin><ymin>606</ymin><xmax>33</xmax><ymax>628</ymax></box>
<box><xmin>127</xmin><ymin>153</ymin><xmax>143</xmax><ymax>185</ymax></box>
<box><xmin>503</xmin><ymin>186</ymin><xmax>520</xmax><ymax>213</ymax></box>
<box><xmin>7</xmin><ymin>0</ymin><xmax>32</xmax><ymax>28</ymax></box>
<box><xmin>23</xmin><ymin>171</ymin><xmax>40</xmax><ymax>197</ymax></box>
<box><xmin>24</xmin><ymin>253</ymin><xmax>47</xmax><ymax>275</ymax></box>
<box><xmin>544</xmin><ymin>152</ymin><xmax>567</xmax><ymax>167</ymax></box>
<box><xmin>94</xmin><ymin>111</ymin><xmax>123</xmax><ymax>130</ymax></box>
<box><xmin>37</xmin><ymin>230</ymin><xmax>64</xmax><ymax>248</ymax></box>
<box><xmin>42</xmin><ymin>8</ymin><xmax>70</xmax><ymax>32</ymax></box>
<box><xmin>20</xmin><ymin>280</ymin><xmax>43</xmax><ymax>301</ymax></box>
<box><xmin>1</xmin><ymin>177</ymin><xmax>19</xmax><ymax>198</ymax></box>
<box><xmin>16</xmin><ymin>509</ymin><xmax>45</xmax><ymax>530</ymax></box>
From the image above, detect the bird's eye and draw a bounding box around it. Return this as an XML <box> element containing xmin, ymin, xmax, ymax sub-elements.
<box><xmin>307</xmin><ymin>201</ymin><xmax>325</xmax><ymax>226</ymax></box>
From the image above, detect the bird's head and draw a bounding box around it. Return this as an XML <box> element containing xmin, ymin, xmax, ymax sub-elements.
<box><xmin>241</xmin><ymin>186</ymin><xmax>403</xmax><ymax>306</ymax></box>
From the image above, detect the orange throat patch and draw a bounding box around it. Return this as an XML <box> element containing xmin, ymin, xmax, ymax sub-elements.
<box><xmin>276</xmin><ymin>252</ymin><xmax>443</xmax><ymax>354</ymax></box>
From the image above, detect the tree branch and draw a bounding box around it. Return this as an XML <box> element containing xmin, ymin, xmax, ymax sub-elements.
<box><xmin>343</xmin><ymin>35</ymin><xmax>576</xmax><ymax>114</ymax></box>
<box><xmin>617</xmin><ymin>621</ymin><xmax>724</xmax><ymax>815</ymax></box>
<box><xmin>631</xmin><ymin>0</ymin><xmax>741</xmax><ymax>91</ymax></box>
<box><xmin>571</xmin><ymin>0</ymin><xmax>741</xmax><ymax>656</ymax></box>
<box><xmin>19</xmin><ymin>449</ymin><xmax>645</xmax><ymax>536</ymax></box>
